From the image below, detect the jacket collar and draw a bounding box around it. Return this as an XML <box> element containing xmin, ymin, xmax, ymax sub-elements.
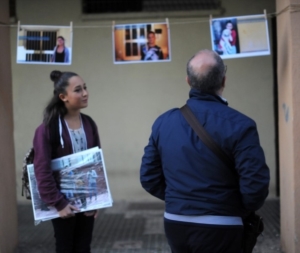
<box><xmin>189</xmin><ymin>88</ymin><xmax>228</xmax><ymax>106</ymax></box>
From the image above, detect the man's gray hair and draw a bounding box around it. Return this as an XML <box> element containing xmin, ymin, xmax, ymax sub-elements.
<box><xmin>186</xmin><ymin>50</ymin><xmax>225</xmax><ymax>93</ymax></box>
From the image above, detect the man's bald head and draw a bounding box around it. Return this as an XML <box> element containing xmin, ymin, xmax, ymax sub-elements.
<box><xmin>186</xmin><ymin>50</ymin><xmax>226</xmax><ymax>94</ymax></box>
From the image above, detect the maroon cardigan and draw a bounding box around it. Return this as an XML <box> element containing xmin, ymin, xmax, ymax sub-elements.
<box><xmin>33</xmin><ymin>114</ymin><xmax>101</xmax><ymax>211</ymax></box>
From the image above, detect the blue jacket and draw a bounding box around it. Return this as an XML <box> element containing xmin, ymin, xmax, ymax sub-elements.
<box><xmin>140</xmin><ymin>88</ymin><xmax>270</xmax><ymax>218</ymax></box>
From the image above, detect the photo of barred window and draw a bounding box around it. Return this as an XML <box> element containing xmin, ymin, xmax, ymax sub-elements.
<box><xmin>114</xmin><ymin>22</ymin><xmax>171</xmax><ymax>64</ymax></box>
<box><xmin>16</xmin><ymin>25</ymin><xmax>72</xmax><ymax>65</ymax></box>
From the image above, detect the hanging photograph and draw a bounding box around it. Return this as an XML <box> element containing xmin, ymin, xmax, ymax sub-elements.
<box><xmin>210</xmin><ymin>14</ymin><xmax>270</xmax><ymax>59</ymax></box>
<box><xmin>16</xmin><ymin>24</ymin><xmax>73</xmax><ymax>65</ymax></box>
<box><xmin>113</xmin><ymin>22</ymin><xmax>171</xmax><ymax>64</ymax></box>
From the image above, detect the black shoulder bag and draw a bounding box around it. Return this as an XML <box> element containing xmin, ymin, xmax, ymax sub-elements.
<box><xmin>180</xmin><ymin>104</ymin><xmax>264</xmax><ymax>253</ymax></box>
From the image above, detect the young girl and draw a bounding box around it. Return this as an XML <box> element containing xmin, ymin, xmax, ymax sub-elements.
<box><xmin>51</xmin><ymin>36</ymin><xmax>70</xmax><ymax>63</ymax></box>
<box><xmin>33</xmin><ymin>70</ymin><xmax>100</xmax><ymax>253</ymax></box>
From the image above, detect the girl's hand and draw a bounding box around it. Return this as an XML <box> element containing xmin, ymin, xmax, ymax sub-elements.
<box><xmin>58</xmin><ymin>204</ymin><xmax>80</xmax><ymax>219</ymax></box>
<box><xmin>84</xmin><ymin>210</ymin><xmax>98</xmax><ymax>218</ymax></box>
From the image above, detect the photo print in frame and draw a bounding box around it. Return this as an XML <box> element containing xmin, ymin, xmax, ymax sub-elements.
<box><xmin>210</xmin><ymin>13</ymin><xmax>270</xmax><ymax>59</ymax></box>
<box><xmin>113</xmin><ymin>21</ymin><xmax>171</xmax><ymax>64</ymax></box>
<box><xmin>16</xmin><ymin>22</ymin><xmax>73</xmax><ymax>65</ymax></box>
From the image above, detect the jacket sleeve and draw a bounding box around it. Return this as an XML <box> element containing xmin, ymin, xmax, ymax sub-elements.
<box><xmin>33</xmin><ymin>124</ymin><xmax>69</xmax><ymax>211</ymax></box>
<box><xmin>51</xmin><ymin>46</ymin><xmax>56</xmax><ymax>62</ymax></box>
<box><xmin>140</xmin><ymin>120</ymin><xmax>166</xmax><ymax>200</ymax></box>
<box><xmin>91</xmin><ymin>118</ymin><xmax>101</xmax><ymax>148</ymax></box>
<box><xmin>234</xmin><ymin>120</ymin><xmax>270</xmax><ymax>211</ymax></box>
<box><xmin>65</xmin><ymin>47</ymin><xmax>69</xmax><ymax>63</ymax></box>
<box><xmin>159</xmin><ymin>49</ymin><xmax>164</xmax><ymax>60</ymax></box>
<box><xmin>141</xmin><ymin>47</ymin><xmax>145</xmax><ymax>60</ymax></box>
<box><xmin>82</xmin><ymin>114</ymin><xmax>101</xmax><ymax>148</ymax></box>
<box><xmin>95</xmin><ymin>126</ymin><xmax>101</xmax><ymax>148</ymax></box>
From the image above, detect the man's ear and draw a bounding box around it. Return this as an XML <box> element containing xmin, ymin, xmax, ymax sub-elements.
<box><xmin>59</xmin><ymin>93</ymin><xmax>67</xmax><ymax>102</ymax></box>
<box><xmin>221</xmin><ymin>76</ymin><xmax>226</xmax><ymax>88</ymax></box>
<box><xmin>186</xmin><ymin>76</ymin><xmax>191</xmax><ymax>87</ymax></box>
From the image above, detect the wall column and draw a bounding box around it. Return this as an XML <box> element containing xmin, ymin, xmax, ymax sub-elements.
<box><xmin>276</xmin><ymin>1</ymin><xmax>300</xmax><ymax>252</ymax></box>
<box><xmin>0</xmin><ymin>0</ymin><xmax>18</xmax><ymax>252</ymax></box>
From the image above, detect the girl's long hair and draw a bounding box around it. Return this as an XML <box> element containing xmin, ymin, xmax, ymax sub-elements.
<box><xmin>43</xmin><ymin>70</ymin><xmax>78</xmax><ymax>149</ymax></box>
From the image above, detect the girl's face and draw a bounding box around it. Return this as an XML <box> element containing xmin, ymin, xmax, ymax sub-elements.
<box><xmin>57</xmin><ymin>38</ymin><xmax>65</xmax><ymax>46</ymax></box>
<box><xmin>226</xmin><ymin>23</ymin><xmax>233</xmax><ymax>30</ymax></box>
<box><xmin>60</xmin><ymin>76</ymin><xmax>89</xmax><ymax>111</ymax></box>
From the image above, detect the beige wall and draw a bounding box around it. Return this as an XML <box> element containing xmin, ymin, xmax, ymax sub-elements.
<box><xmin>12</xmin><ymin>0</ymin><xmax>276</xmax><ymax>202</ymax></box>
<box><xmin>0</xmin><ymin>0</ymin><xmax>18</xmax><ymax>252</ymax></box>
<box><xmin>276</xmin><ymin>0</ymin><xmax>300</xmax><ymax>252</ymax></box>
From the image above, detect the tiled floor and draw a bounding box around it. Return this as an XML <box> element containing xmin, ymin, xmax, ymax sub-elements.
<box><xmin>17</xmin><ymin>199</ymin><xmax>282</xmax><ymax>253</ymax></box>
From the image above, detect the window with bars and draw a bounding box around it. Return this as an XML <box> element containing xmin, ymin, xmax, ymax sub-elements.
<box><xmin>83</xmin><ymin>0</ymin><xmax>142</xmax><ymax>13</ymax></box>
<box><xmin>82</xmin><ymin>0</ymin><xmax>222</xmax><ymax>14</ymax></box>
<box><xmin>124</xmin><ymin>24</ymin><xmax>148</xmax><ymax>57</ymax></box>
<box><xmin>25</xmin><ymin>31</ymin><xmax>57</xmax><ymax>50</ymax></box>
<box><xmin>24</xmin><ymin>31</ymin><xmax>57</xmax><ymax>62</ymax></box>
<box><xmin>9</xmin><ymin>0</ymin><xmax>16</xmax><ymax>18</ymax></box>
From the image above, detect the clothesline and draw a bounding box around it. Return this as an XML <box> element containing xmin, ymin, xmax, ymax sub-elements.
<box><xmin>1</xmin><ymin>4</ymin><xmax>300</xmax><ymax>29</ymax></box>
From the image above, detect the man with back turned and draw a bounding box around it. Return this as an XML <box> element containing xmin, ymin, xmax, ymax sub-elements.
<box><xmin>140</xmin><ymin>49</ymin><xmax>270</xmax><ymax>252</ymax></box>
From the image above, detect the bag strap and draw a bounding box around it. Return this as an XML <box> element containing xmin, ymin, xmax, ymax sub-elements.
<box><xmin>180</xmin><ymin>104</ymin><xmax>234</xmax><ymax>169</ymax></box>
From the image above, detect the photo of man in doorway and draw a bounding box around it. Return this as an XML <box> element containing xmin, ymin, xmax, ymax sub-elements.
<box><xmin>141</xmin><ymin>31</ymin><xmax>164</xmax><ymax>61</ymax></box>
